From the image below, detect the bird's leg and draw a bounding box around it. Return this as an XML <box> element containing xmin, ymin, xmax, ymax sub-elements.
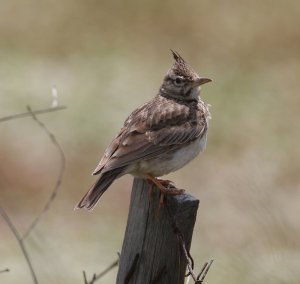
<box><xmin>145</xmin><ymin>174</ymin><xmax>185</xmax><ymax>206</ymax></box>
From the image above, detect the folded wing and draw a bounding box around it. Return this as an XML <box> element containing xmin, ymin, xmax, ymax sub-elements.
<box><xmin>93</xmin><ymin>96</ymin><xmax>208</xmax><ymax>175</ymax></box>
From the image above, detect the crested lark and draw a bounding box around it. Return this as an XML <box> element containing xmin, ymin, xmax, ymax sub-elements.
<box><xmin>76</xmin><ymin>51</ymin><xmax>212</xmax><ymax>210</ymax></box>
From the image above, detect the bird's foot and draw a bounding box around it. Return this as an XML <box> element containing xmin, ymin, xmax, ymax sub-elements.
<box><xmin>156</xmin><ymin>178</ymin><xmax>185</xmax><ymax>195</ymax></box>
<box><xmin>145</xmin><ymin>174</ymin><xmax>185</xmax><ymax>207</ymax></box>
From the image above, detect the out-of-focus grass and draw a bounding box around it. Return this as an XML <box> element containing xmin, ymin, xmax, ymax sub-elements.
<box><xmin>0</xmin><ymin>0</ymin><xmax>300</xmax><ymax>283</ymax></box>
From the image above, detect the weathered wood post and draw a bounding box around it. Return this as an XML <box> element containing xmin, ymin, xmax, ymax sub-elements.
<box><xmin>116</xmin><ymin>178</ymin><xmax>199</xmax><ymax>284</ymax></box>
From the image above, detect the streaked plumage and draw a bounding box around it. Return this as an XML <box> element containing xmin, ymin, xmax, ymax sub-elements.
<box><xmin>76</xmin><ymin>51</ymin><xmax>212</xmax><ymax>210</ymax></box>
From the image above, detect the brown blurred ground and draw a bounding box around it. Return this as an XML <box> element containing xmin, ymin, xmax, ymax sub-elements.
<box><xmin>0</xmin><ymin>0</ymin><xmax>300</xmax><ymax>283</ymax></box>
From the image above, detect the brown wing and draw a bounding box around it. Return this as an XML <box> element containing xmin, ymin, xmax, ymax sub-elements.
<box><xmin>93</xmin><ymin>96</ymin><xmax>208</xmax><ymax>175</ymax></box>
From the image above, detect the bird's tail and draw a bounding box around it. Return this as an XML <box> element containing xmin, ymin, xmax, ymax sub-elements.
<box><xmin>75</xmin><ymin>168</ymin><xmax>124</xmax><ymax>210</ymax></box>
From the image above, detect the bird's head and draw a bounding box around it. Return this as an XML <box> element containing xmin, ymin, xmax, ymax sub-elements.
<box><xmin>160</xmin><ymin>50</ymin><xmax>212</xmax><ymax>100</ymax></box>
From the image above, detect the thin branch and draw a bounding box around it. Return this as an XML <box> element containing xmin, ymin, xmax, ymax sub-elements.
<box><xmin>0</xmin><ymin>103</ymin><xmax>65</xmax><ymax>283</ymax></box>
<box><xmin>0</xmin><ymin>207</ymin><xmax>38</xmax><ymax>284</ymax></box>
<box><xmin>83</xmin><ymin>271</ymin><xmax>88</xmax><ymax>284</ymax></box>
<box><xmin>177</xmin><ymin>232</ymin><xmax>198</xmax><ymax>281</ymax></box>
<box><xmin>196</xmin><ymin>262</ymin><xmax>209</xmax><ymax>281</ymax></box>
<box><xmin>0</xmin><ymin>268</ymin><xmax>10</xmax><ymax>273</ymax></box>
<box><xmin>21</xmin><ymin>106</ymin><xmax>66</xmax><ymax>240</ymax></box>
<box><xmin>197</xmin><ymin>259</ymin><xmax>214</xmax><ymax>283</ymax></box>
<box><xmin>93</xmin><ymin>259</ymin><xmax>119</xmax><ymax>282</ymax></box>
<box><xmin>83</xmin><ymin>259</ymin><xmax>119</xmax><ymax>284</ymax></box>
<box><xmin>0</xmin><ymin>106</ymin><xmax>66</xmax><ymax>123</ymax></box>
<box><xmin>177</xmin><ymin>232</ymin><xmax>213</xmax><ymax>284</ymax></box>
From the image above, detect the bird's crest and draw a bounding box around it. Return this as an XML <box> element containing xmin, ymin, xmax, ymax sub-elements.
<box><xmin>170</xmin><ymin>50</ymin><xmax>198</xmax><ymax>80</ymax></box>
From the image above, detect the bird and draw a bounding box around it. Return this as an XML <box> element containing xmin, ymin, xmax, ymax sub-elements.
<box><xmin>76</xmin><ymin>50</ymin><xmax>212</xmax><ymax>210</ymax></box>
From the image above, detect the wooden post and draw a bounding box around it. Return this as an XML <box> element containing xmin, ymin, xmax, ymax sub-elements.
<box><xmin>116</xmin><ymin>178</ymin><xmax>199</xmax><ymax>284</ymax></box>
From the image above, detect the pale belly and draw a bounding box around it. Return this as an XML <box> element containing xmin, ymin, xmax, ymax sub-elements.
<box><xmin>129</xmin><ymin>132</ymin><xmax>208</xmax><ymax>177</ymax></box>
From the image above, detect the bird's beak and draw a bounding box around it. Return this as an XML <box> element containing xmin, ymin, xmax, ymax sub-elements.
<box><xmin>193</xmin><ymin>77</ymin><xmax>212</xmax><ymax>87</ymax></box>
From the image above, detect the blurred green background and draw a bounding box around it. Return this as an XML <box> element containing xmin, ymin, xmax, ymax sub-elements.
<box><xmin>1</xmin><ymin>0</ymin><xmax>299</xmax><ymax>283</ymax></box>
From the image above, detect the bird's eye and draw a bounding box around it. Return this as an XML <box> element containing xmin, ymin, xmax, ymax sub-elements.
<box><xmin>174</xmin><ymin>77</ymin><xmax>184</xmax><ymax>86</ymax></box>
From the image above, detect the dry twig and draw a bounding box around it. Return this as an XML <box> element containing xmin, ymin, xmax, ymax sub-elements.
<box><xmin>0</xmin><ymin>106</ymin><xmax>66</xmax><ymax>123</ymax></box>
<box><xmin>83</xmin><ymin>270</ymin><xmax>88</xmax><ymax>284</ymax></box>
<box><xmin>0</xmin><ymin>207</ymin><xmax>38</xmax><ymax>284</ymax></box>
<box><xmin>0</xmin><ymin>104</ymin><xmax>66</xmax><ymax>283</ymax></box>
<box><xmin>83</xmin><ymin>259</ymin><xmax>119</xmax><ymax>284</ymax></box>
<box><xmin>21</xmin><ymin>106</ymin><xmax>66</xmax><ymax>240</ymax></box>
<box><xmin>177</xmin><ymin>232</ymin><xmax>213</xmax><ymax>284</ymax></box>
